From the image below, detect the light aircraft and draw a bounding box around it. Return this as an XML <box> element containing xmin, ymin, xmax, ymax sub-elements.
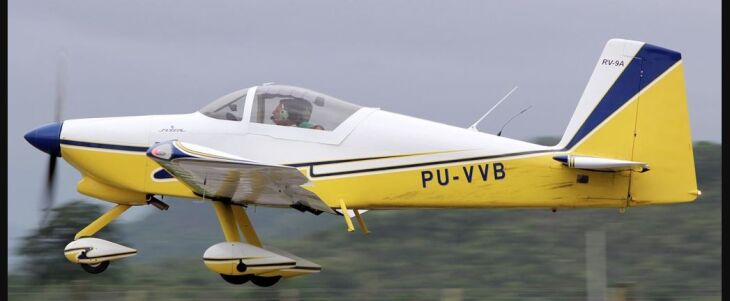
<box><xmin>24</xmin><ymin>39</ymin><xmax>699</xmax><ymax>287</ymax></box>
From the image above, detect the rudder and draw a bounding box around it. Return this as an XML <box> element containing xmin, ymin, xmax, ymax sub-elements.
<box><xmin>629</xmin><ymin>49</ymin><xmax>699</xmax><ymax>204</ymax></box>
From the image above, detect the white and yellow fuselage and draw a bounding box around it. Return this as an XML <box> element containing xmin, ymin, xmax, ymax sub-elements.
<box><xmin>29</xmin><ymin>38</ymin><xmax>700</xmax><ymax>213</ymax></box>
<box><xmin>60</xmin><ymin>110</ymin><xmax>626</xmax><ymax>210</ymax></box>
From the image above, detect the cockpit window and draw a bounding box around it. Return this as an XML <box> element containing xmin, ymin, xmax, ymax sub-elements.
<box><xmin>250</xmin><ymin>85</ymin><xmax>361</xmax><ymax>131</ymax></box>
<box><xmin>199</xmin><ymin>89</ymin><xmax>247</xmax><ymax>121</ymax></box>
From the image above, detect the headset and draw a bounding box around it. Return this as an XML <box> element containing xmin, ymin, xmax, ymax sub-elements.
<box><xmin>274</xmin><ymin>105</ymin><xmax>289</xmax><ymax>123</ymax></box>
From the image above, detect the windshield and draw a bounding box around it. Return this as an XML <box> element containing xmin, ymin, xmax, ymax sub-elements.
<box><xmin>199</xmin><ymin>89</ymin><xmax>248</xmax><ymax>121</ymax></box>
<box><xmin>250</xmin><ymin>85</ymin><xmax>361</xmax><ymax>131</ymax></box>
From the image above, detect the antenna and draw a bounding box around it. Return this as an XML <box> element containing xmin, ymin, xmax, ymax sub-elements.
<box><xmin>468</xmin><ymin>86</ymin><xmax>518</xmax><ymax>132</ymax></box>
<box><xmin>497</xmin><ymin>105</ymin><xmax>532</xmax><ymax>136</ymax></box>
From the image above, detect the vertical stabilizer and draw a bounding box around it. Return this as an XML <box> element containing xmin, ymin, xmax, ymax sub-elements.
<box><xmin>558</xmin><ymin>39</ymin><xmax>698</xmax><ymax>204</ymax></box>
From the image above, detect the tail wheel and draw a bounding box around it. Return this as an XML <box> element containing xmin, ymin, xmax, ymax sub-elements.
<box><xmin>220</xmin><ymin>274</ymin><xmax>252</xmax><ymax>285</ymax></box>
<box><xmin>80</xmin><ymin>261</ymin><xmax>109</xmax><ymax>274</ymax></box>
<box><xmin>251</xmin><ymin>276</ymin><xmax>282</xmax><ymax>287</ymax></box>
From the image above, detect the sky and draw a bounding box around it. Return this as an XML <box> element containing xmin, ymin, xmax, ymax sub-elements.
<box><xmin>7</xmin><ymin>0</ymin><xmax>721</xmax><ymax>270</ymax></box>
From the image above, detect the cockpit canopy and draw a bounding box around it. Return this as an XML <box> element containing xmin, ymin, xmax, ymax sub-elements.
<box><xmin>199</xmin><ymin>89</ymin><xmax>248</xmax><ymax>121</ymax></box>
<box><xmin>200</xmin><ymin>85</ymin><xmax>362</xmax><ymax>131</ymax></box>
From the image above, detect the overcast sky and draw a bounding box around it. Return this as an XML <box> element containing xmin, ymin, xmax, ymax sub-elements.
<box><xmin>7</xmin><ymin>0</ymin><xmax>721</xmax><ymax>270</ymax></box>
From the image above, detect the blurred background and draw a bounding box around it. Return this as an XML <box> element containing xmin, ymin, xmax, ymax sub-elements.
<box><xmin>7</xmin><ymin>0</ymin><xmax>721</xmax><ymax>300</ymax></box>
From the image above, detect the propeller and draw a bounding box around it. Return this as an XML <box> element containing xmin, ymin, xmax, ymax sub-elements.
<box><xmin>39</xmin><ymin>52</ymin><xmax>67</xmax><ymax>226</ymax></box>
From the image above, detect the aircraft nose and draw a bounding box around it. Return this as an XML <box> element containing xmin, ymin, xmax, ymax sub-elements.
<box><xmin>24</xmin><ymin>122</ymin><xmax>63</xmax><ymax>157</ymax></box>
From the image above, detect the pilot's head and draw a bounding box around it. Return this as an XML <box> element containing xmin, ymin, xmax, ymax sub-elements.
<box><xmin>271</xmin><ymin>98</ymin><xmax>313</xmax><ymax>126</ymax></box>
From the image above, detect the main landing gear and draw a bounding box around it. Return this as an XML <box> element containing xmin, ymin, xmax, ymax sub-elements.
<box><xmin>205</xmin><ymin>201</ymin><xmax>320</xmax><ymax>287</ymax></box>
<box><xmin>219</xmin><ymin>274</ymin><xmax>282</xmax><ymax>287</ymax></box>
<box><xmin>250</xmin><ymin>276</ymin><xmax>282</xmax><ymax>287</ymax></box>
<box><xmin>220</xmin><ymin>274</ymin><xmax>252</xmax><ymax>285</ymax></box>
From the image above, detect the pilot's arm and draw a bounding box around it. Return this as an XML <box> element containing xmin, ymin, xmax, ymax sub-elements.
<box><xmin>297</xmin><ymin>121</ymin><xmax>324</xmax><ymax>130</ymax></box>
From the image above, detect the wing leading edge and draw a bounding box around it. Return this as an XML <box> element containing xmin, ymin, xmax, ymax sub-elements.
<box><xmin>146</xmin><ymin>140</ymin><xmax>335</xmax><ymax>214</ymax></box>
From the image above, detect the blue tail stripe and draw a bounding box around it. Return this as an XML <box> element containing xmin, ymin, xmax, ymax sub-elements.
<box><xmin>565</xmin><ymin>43</ymin><xmax>681</xmax><ymax>150</ymax></box>
<box><xmin>638</xmin><ymin>44</ymin><xmax>682</xmax><ymax>91</ymax></box>
<box><xmin>565</xmin><ymin>56</ymin><xmax>643</xmax><ymax>149</ymax></box>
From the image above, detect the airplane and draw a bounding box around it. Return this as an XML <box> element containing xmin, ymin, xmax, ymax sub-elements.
<box><xmin>24</xmin><ymin>38</ymin><xmax>700</xmax><ymax>287</ymax></box>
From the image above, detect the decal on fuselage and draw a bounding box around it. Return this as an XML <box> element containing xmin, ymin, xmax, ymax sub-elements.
<box><xmin>159</xmin><ymin>125</ymin><xmax>185</xmax><ymax>133</ymax></box>
<box><xmin>420</xmin><ymin>162</ymin><xmax>505</xmax><ymax>188</ymax></box>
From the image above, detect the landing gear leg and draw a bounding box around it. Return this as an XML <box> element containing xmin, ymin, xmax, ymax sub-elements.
<box><xmin>210</xmin><ymin>201</ymin><xmax>264</xmax><ymax>246</ymax></box>
<box><xmin>69</xmin><ymin>204</ymin><xmax>132</xmax><ymax>274</ymax></box>
<box><xmin>231</xmin><ymin>205</ymin><xmax>262</xmax><ymax>247</ymax></box>
<box><xmin>339</xmin><ymin>200</ymin><xmax>355</xmax><ymax>232</ymax></box>
<box><xmin>210</xmin><ymin>201</ymin><xmax>241</xmax><ymax>242</ymax></box>
<box><xmin>75</xmin><ymin>204</ymin><xmax>130</xmax><ymax>240</ymax></box>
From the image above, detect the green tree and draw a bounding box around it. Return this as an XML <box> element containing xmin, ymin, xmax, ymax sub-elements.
<box><xmin>16</xmin><ymin>200</ymin><xmax>128</xmax><ymax>284</ymax></box>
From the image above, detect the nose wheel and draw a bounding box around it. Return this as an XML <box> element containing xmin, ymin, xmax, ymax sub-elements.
<box><xmin>80</xmin><ymin>261</ymin><xmax>109</xmax><ymax>274</ymax></box>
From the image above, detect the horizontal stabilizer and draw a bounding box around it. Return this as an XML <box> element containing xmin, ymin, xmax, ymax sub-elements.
<box><xmin>553</xmin><ymin>155</ymin><xmax>649</xmax><ymax>172</ymax></box>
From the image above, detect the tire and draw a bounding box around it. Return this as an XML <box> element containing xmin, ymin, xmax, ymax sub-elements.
<box><xmin>80</xmin><ymin>261</ymin><xmax>109</xmax><ymax>274</ymax></box>
<box><xmin>250</xmin><ymin>276</ymin><xmax>281</xmax><ymax>287</ymax></box>
<box><xmin>220</xmin><ymin>274</ymin><xmax>252</xmax><ymax>285</ymax></box>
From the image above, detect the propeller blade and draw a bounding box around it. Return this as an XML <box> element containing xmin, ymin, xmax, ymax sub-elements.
<box><xmin>55</xmin><ymin>51</ymin><xmax>67</xmax><ymax>123</ymax></box>
<box><xmin>39</xmin><ymin>51</ymin><xmax>67</xmax><ymax>226</ymax></box>
<box><xmin>40</xmin><ymin>155</ymin><xmax>57</xmax><ymax>226</ymax></box>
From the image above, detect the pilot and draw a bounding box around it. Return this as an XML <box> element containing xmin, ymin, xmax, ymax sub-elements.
<box><xmin>270</xmin><ymin>98</ymin><xmax>324</xmax><ymax>130</ymax></box>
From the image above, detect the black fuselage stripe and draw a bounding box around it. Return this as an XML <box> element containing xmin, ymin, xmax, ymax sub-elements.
<box><xmin>286</xmin><ymin>153</ymin><xmax>431</xmax><ymax>167</ymax></box>
<box><xmin>304</xmin><ymin>149</ymin><xmax>560</xmax><ymax>177</ymax></box>
<box><xmin>61</xmin><ymin>140</ymin><xmax>149</xmax><ymax>152</ymax></box>
<box><xmin>59</xmin><ymin>139</ymin><xmax>563</xmax><ymax>178</ymax></box>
